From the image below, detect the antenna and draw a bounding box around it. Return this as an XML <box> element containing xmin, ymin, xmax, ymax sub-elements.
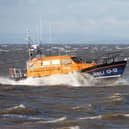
<box><xmin>49</xmin><ymin>24</ymin><xmax>52</xmax><ymax>43</ymax></box>
<box><xmin>38</xmin><ymin>18</ymin><xmax>42</xmax><ymax>57</ymax></box>
<box><xmin>39</xmin><ymin>18</ymin><xmax>42</xmax><ymax>44</ymax></box>
<box><xmin>26</xmin><ymin>24</ymin><xmax>43</xmax><ymax>60</ymax></box>
<box><xmin>48</xmin><ymin>24</ymin><xmax>52</xmax><ymax>56</ymax></box>
<box><xmin>26</xmin><ymin>29</ymin><xmax>33</xmax><ymax>60</ymax></box>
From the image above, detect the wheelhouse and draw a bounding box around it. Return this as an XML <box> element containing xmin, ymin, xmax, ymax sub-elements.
<box><xmin>26</xmin><ymin>55</ymin><xmax>96</xmax><ymax>77</ymax></box>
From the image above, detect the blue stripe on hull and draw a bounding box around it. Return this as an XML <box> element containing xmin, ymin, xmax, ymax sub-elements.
<box><xmin>81</xmin><ymin>62</ymin><xmax>127</xmax><ymax>79</ymax></box>
<box><xmin>89</xmin><ymin>65</ymin><xmax>126</xmax><ymax>78</ymax></box>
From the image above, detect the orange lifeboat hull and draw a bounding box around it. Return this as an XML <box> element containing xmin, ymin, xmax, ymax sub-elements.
<box><xmin>27</xmin><ymin>56</ymin><xmax>96</xmax><ymax>77</ymax></box>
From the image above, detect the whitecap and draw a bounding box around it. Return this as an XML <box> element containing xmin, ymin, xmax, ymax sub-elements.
<box><xmin>79</xmin><ymin>115</ymin><xmax>102</xmax><ymax>120</ymax></box>
<box><xmin>56</xmin><ymin>126</ymin><xmax>80</xmax><ymax>129</ymax></box>
<box><xmin>0</xmin><ymin>72</ymin><xmax>126</xmax><ymax>87</ymax></box>
<box><xmin>34</xmin><ymin>116</ymin><xmax>67</xmax><ymax>124</ymax></box>
<box><xmin>0</xmin><ymin>104</ymin><xmax>39</xmax><ymax>115</ymax></box>
<box><xmin>0</xmin><ymin>73</ymin><xmax>97</xmax><ymax>87</ymax></box>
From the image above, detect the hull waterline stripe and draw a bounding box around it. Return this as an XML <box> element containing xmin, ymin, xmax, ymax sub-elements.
<box><xmin>96</xmin><ymin>75</ymin><xmax>121</xmax><ymax>79</ymax></box>
<box><xmin>83</xmin><ymin>63</ymin><xmax>126</xmax><ymax>73</ymax></box>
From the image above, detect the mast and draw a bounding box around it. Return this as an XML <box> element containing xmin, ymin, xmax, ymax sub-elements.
<box><xmin>26</xmin><ymin>28</ymin><xmax>42</xmax><ymax>60</ymax></box>
<box><xmin>26</xmin><ymin>29</ymin><xmax>33</xmax><ymax>60</ymax></box>
<box><xmin>39</xmin><ymin>18</ymin><xmax>42</xmax><ymax>57</ymax></box>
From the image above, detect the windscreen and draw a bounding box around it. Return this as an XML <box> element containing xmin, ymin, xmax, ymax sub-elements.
<box><xmin>71</xmin><ymin>57</ymin><xmax>82</xmax><ymax>63</ymax></box>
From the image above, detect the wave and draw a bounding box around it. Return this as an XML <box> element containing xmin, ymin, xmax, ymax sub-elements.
<box><xmin>56</xmin><ymin>126</ymin><xmax>80</xmax><ymax>129</ymax></box>
<box><xmin>79</xmin><ymin>113</ymin><xmax>129</xmax><ymax>120</ymax></box>
<box><xmin>114</xmin><ymin>78</ymin><xmax>129</xmax><ymax>85</ymax></box>
<box><xmin>108</xmin><ymin>92</ymin><xmax>123</xmax><ymax>102</ymax></box>
<box><xmin>2</xmin><ymin>104</ymin><xmax>129</xmax><ymax>126</ymax></box>
<box><xmin>72</xmin><ymin>104</ymin><xmax>93</xmax><ymax>112</ymax></box>
<box><xmin>1</xmin><ymin>104</ymin><xmax>67</xmax><ymax>124</ymax></box>
<box><xmin>102</xmin><ymin>113</ymin><xmax>129</xmax><ymax>120</ymax></box>
<box><xmin>0</xmin><ymin>72</ymin><xmax>128</xmax><ymax>87</ymax></box>
<box><xmin>0</xmin><ymin>73</ymin><xmax>97</xmax><ymax>87</ymax></box>
<box><xmin>4</xmin><ymin>112</ymin><xmax>129</xmax><ymax>123</ymax></box>
<box><xmin>0</xmin><ymin>104</ymin><xmax>39</xmax><ymax>115</ymax></box>
<box><xmin>34</xmin><ymin>116</ymin><xmax>67</xmax><ymax>124</ymax></box>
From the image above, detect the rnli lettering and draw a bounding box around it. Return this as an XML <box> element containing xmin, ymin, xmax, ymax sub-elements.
<box><xmin>112</xmin><ymin>68</ymin><xmax>118</xmax><ymax>72</ymax></box>
<box><xmin>106</xmin><ymin>70</ymin><xmax>112</xmax><ymax>74</ymax></box>
<box><xmin>93</xmin><ymin>71</ymin><xmax>105</xmax><ymax>76</ymax></box>
<box><xmin>93</xmin><ymin>68</ymin><xmax>118</xmax><ymax>76</ymax></box>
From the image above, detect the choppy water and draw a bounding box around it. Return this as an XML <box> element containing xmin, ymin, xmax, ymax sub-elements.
<box><xmin>0</xmin><ymin>75</ymin><xmax>129</xmax><ymax>129</ymax></box>
<box><xmin>0</xmin><ymin>44</ymin><xmax>129</xmax><ymax>129</ymax></box>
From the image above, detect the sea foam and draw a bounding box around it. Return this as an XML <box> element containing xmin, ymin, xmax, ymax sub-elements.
<box><xmin>0</xmin><ymin>72</ymin><xmax>128</xmax><ymax>87</ymax></box>
<box><xmin>0</xmin><ymin>72</ymin><xmax>97</xmax><ymax>87</ymax></box>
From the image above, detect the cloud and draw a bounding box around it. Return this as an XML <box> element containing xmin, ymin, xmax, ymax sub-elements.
<box><xmin>1</xmin><ymin>0</ymin><xmax>129</xmax><ymax>43</ymax></box>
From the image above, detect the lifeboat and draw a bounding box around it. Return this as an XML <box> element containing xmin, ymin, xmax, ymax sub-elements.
<box><xmin>9</xmin><ymin>44</ymin><xmax>127</xmax><ymax>81</ymax></box>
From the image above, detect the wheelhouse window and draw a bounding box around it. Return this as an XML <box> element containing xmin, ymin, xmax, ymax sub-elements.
<box><xmin>42</xmin><ymin>59</ymin><xmax>60</xmax><ymax>66</ymax></box>
<box><xmin>71</xmin><ymin>57</ymin><xmax>82</xmax><ymax>63</ymax></box>
<box><xmin>61</xmin><ymin>59</ymin><xmax>72</xmax><ymax>65</ymax></box>
<box><xmin>51</xmin><ymin>60</ymin><xmax>60</xmax><ymax>65</ymax></box>
<box><xmin>42</xmin><ymin>60</ymin><xmax>51</xmax><ymax>66</ymax></box>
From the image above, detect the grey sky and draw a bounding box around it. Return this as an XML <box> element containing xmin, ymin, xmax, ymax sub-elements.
<box><xmin>0</xmin><ymin>0</ymin><xmax>129</xmax><ymax>43</ymax></box>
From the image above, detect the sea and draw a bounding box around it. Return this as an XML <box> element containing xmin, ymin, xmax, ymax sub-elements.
<box><xmin>0</xmin><ymin>44</ymin><xmax>129</xmax><ymax>129</ymax></box>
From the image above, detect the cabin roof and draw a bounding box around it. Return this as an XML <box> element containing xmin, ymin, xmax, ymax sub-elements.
<box><xmin>28</xmin><ymin>55</ymin><xmax>76</xmax><ymax>63</ymax></box>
